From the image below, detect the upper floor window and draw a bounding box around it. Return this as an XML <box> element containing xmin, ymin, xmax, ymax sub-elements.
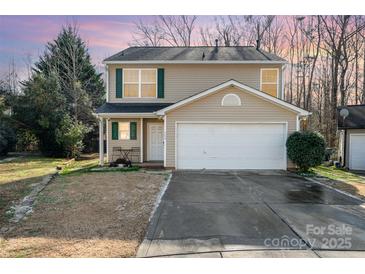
<box><xmin>124</xmin><ymin>69</ymin><xmax>157</xmax><ymax>98</ymax></box>
<box><xmin>260</xmin><ymin>68</ymin><xmax>278</xmax><ymax>97</ymax></box>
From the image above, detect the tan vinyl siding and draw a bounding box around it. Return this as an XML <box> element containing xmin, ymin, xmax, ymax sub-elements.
<box><xmin>107</xmin><ymin>118</ymin><xmax>141</xmax><ymax>162</ymax></box>
<box><xmin>108</xmin><ymin>64</ymin><xmax>283</xmax><ymax>103</ymax></box>
<box><xmin>165</xmin><ymin>86</ymin><xmax>297</xmax><ymax>168</ymax></box>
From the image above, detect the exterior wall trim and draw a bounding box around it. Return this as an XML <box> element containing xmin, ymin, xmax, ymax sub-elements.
<box><xmin>281</xmin><ymin>65</ymin><xmax>286</xmax><ymax>100</ymax></box>
<box><xmin>296</xmin><ymin>115</ymin><xmax>300</xmax><ymax>131</ymax></box>
<box><xmin>174</xmin><ymin>121</ymin><xmax>288</xmax><ymax>170</ymax></box>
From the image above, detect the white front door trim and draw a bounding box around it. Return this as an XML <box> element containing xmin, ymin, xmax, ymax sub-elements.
<box><xmin>349</xmin><ymin>133</ymin><xmax>365</xmax><ymax>170</ymax></box>
<box><xmin>175</xmin><ymin>121</ymin><xmax>288</xmax><ymax>170</ymax></box>
<box><xmin>148</xmin><ymin>123</ymin><xmax>164</xmax><ymax>161</ymax></box>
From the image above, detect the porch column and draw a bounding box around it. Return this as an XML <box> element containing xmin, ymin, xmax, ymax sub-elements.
<box><xmin>99</xmin><ymin>117</ymin><xmax>104</xmax><ymax>166</ymax></box>
<box><xmin>140</xmin><ymin>118</ymin><xmax>144</xmax><ymax>163</ymax></box>
<box><xmin>163</xmin><ymin>116</ymin><xmax>166</xmax><ymax>167</ymax></box>
<box><xmin>106</xmin><ymin>118</ymin><xmax>110</xmax><ymax>163</ymax></box>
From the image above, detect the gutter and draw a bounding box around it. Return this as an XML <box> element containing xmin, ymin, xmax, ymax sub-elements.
<box><xmin>94</xmin><ymin>112</ymin><xmax>157</xmax><ymax>118</ymax></box>
<box><xmin>103</xmin><ymin>60</ymin><xmax>288</xmax><ymax>65</ymax></box>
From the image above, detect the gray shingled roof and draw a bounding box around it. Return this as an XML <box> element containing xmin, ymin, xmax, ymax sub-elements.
<box><xmin>338</xmin><ymin>105</ymin><xmax>365</xmax><ymax>129</ymax></box>
<box><xmin>104</xmin><ymin>46</ymin><xmax>286</xmax><ymax>62</ymax></box>
<box><xmin>95</xmin><ymin>103</ymin><xmax>173</xmax><ymax>114</ymax></box>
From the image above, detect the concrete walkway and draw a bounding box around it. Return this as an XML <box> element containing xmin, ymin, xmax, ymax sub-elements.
<box><xmin>137</xmin><ymin>170</ymin><xmax>365</xmax><ymax>258</ymax></box>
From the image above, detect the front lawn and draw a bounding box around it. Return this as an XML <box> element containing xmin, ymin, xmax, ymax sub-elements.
<box><xmin>312</xmin><ymin>165</ymin><xmax>365</xmax><ymax>199</ymax></box>
<box><xmin>0</xmin><ymin>155</ymin><xmax>168</xmax><ymax>257</ymax></box>
<box><xmin>0</xmin><ymin>156</ymin><xmax>68</xmax><ymax>226</ymax></box>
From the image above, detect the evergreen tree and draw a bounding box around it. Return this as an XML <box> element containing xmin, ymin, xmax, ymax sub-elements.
<box><xmin>35</xmin><ymin>25</ymin><xmax>105</xmax><ymax>124</ymax></box>
<box><xmin>13</xmin><ymin>73</ymin><xmax>67</xmax><ymax>155</ymax></box>
<box><xmin>14</xmin><ymin>24</ymin><xmax>105</xmax><ymax>156</ymax></box>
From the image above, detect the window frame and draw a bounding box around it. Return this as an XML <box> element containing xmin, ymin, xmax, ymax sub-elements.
<box><xmin>221</xmin><ymin>93</ymin><xmax>242</xmax><ymax>106</ymax></box>
<box><xmin>260</xmin><ymin>68</ymin><xmax>279</xmax><ymax>98</ymax></box>
<box><xmin>118</xmin><ymin>122</ymin><xmax>130</xmax><ymax>140</ymax></box>
<box><xmin>123</xmin><ymin>68</ymin><xmax>157</xmax><ymax>98</ymax></box>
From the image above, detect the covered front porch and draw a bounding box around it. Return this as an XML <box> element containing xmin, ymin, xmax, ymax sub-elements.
<box><xmin>97</xmin><ymin>115</ymin><xmax>165</xmax><ymax>167</ymax></box>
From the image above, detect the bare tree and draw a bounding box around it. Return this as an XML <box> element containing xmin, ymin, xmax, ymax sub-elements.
<box><xmin>159</xmin><ymin>16</ymin><xmax>197</xmax><ymax>46</ymax></box>
<box><xmin>131</xmin><ymin>19</ymin><xmax>163</xmax><ymax>46</ymax></box>
<box><xmin>320</xmin><ymin>15</ymin><xmax>365</xmax><ymax>146</ymax></box>
<box><xmin>6</xmin><ymin>58</ymin><xmax>19</xmax><ymax>95</ymax></box>
<box><xmin>131</xmin><ymin>16</ymin><xmax>197</xmax><ymax>47</ymax></box>
<box><xmin>244</xmin><ymin>16</ymin><xmax>275</xmax><ymax>49</ymax></box>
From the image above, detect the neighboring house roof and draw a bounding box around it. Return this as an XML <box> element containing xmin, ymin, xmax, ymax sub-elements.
<box><xmin>338</xmin><ymin>105</ymin><xmax>365</xmax><ymax>129</ymax></box>
<box><xmin>95</xmin><ymin>102</ymin><xmax>173</xmax><ymax>116</ymax></box>
<box><xmin>103</xmin><ymin>46</ymin><xmax>286</xmax><ymax>64</ymax></box>
<box><xmin>155</xmin><ymin>79</ymin><xmax>310</xmax><ymax>116</ymax></box>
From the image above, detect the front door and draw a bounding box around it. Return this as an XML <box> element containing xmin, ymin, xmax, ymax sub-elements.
<box><xmin>148</xmin><ymin>123</ymin><xmax>164</xmax><ymax>161</ymax></box>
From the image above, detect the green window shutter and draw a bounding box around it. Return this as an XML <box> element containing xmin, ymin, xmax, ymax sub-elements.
<box><xmin>157</xmin><ymin>68</ymin><xmax>164</xmax><ymax>98</ymax></box>
<box><xmin>116</xmin><ymin>68</ymin><xmax>123</xmax><ymax>98</ymax></box>
<box><xmin>130</xmin><ymin>122</ymin><xmax>137</xmax><ymax>140</ymax></box>
<box><xmin>112</xmin><ymin>122</ymin><xmax>119</xmax><ymax>140</ymax></box>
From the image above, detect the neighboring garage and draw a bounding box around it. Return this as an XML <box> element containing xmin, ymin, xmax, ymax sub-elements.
<box><xmin>338</xmin><ymin>105</ymin><xmax>365</xmax><ymax>171</ymax></box>
<box><xmin>176</xmin><ymin>122</ymin><xmax>287</xmax><ymax>170</ymax></box>
<box><xmin>348</xmin><ymin>133</ymin><xmax>365</xmax><ymax>170</ymax></box>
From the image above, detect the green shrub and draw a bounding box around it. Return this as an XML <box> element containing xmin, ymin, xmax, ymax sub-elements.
<box><xmin>16</xmin><ymin>129</ymin><xmax>39</xmax><ymax>152</ymax></box>
<box><xmin>286</xmin><ymin>131</ymin><xmax>326</xmax><ymax>172</ymax></box>
<box><xmin>55</xmin><ymin>115</ymin><xmax>90</xmax><ymax>158</ymax></box>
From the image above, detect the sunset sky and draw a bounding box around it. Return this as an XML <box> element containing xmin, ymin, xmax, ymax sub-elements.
<box><xmin>0</xmin><ymin>15</ymin><xmax>216</xmax><ymax>79</ymax></box>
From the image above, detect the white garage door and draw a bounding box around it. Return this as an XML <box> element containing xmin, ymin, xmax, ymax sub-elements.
<box><xmin>349</xmin><ymin>134</ymin><xmax>365</xmax><ymax>170</ymax></box>
<box><xmin>176</xmin><ymin>123</ymin><xmax>287</xmax><ymax>170</ymax></box>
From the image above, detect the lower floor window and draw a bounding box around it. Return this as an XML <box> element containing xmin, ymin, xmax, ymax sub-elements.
<box><xmin>119</xmin><ymin>122</ymin><xmax>130</xmax><ymax>140</ymax></box>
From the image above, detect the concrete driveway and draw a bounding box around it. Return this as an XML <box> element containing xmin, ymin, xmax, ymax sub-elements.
<box><xmin>137</xmin><ymin>170</ymin><xmax>365</xmax><ymax>258</ymax></box>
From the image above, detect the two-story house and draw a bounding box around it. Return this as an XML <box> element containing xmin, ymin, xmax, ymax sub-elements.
<box><xmin>96</xmin><ymin>45</ymin><xmax>310</xmax><ymax>170</ymax></box>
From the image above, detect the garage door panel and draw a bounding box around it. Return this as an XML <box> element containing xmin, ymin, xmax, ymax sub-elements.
<box><xmin>177</xmin><ymin>123</ymin><xmax>286</xmax><ymax>170</ymax></box>
<box><xmin>350</xmin><ymin>134</ymin><xmax>365</xmax><ymax>170</ymax></box>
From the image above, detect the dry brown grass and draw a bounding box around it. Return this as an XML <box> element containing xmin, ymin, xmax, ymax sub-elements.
<box><xmin>0</xmin><ymin>172</ymin><xmax>167</xmax><ymax>257</ymax></box>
